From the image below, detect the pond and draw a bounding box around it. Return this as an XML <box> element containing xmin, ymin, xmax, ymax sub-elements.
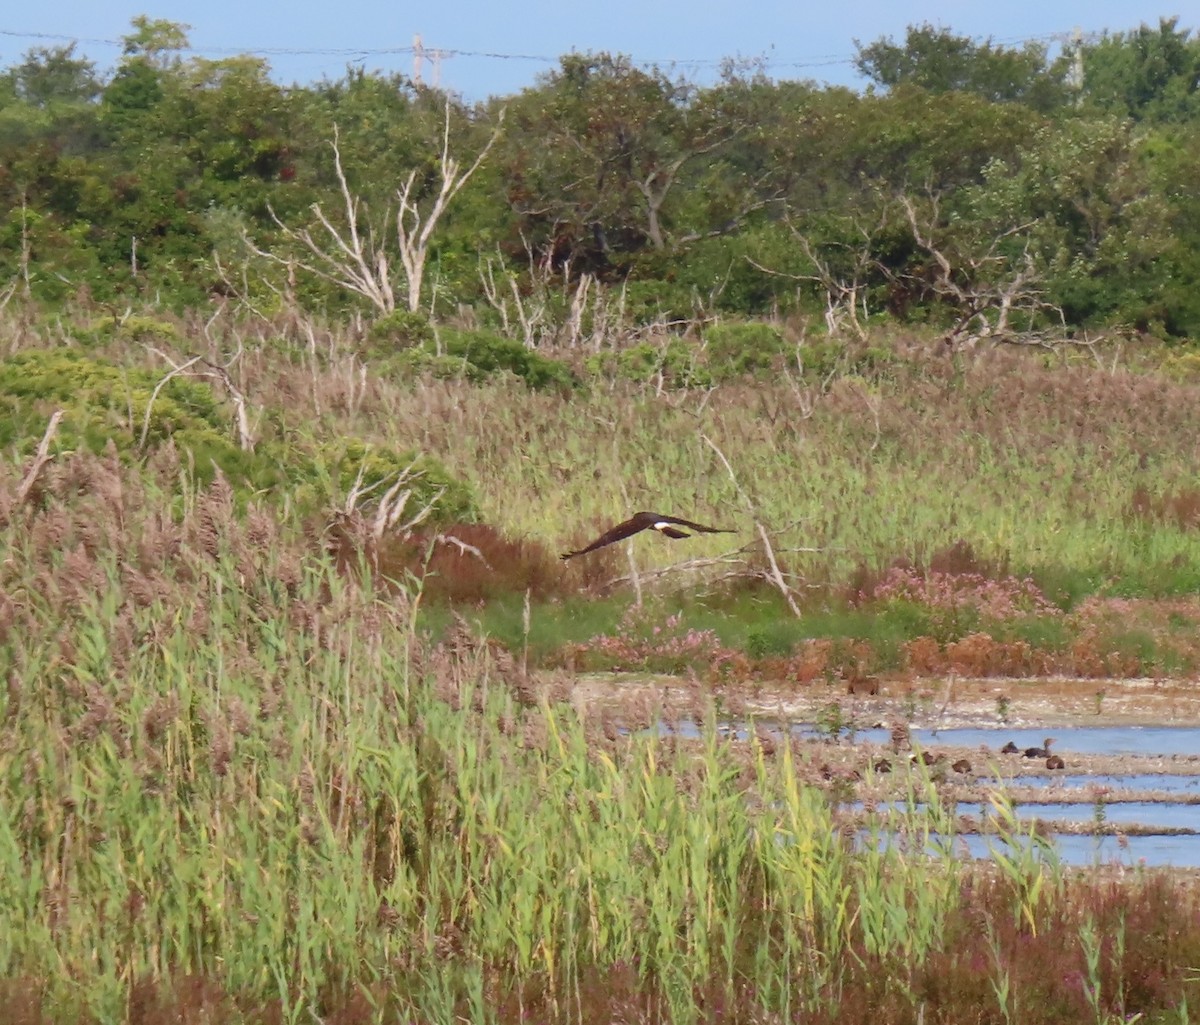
<box><xmin>657</xmin><ymin>718</ymin><xmax>1200</xmax><ymax>868</ymax></box>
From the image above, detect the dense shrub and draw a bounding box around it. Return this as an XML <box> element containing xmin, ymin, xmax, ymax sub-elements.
<box><xmin>0</xmin><ymin>349</ymin><xmax>283</xmax><ymax>489</ymax></box>
<box><xmin>703</xmin><ymin>320</ymin><xmax>787</xmax><ymax>380</ymax></box>
<box><xmin>585</xmin><ymin>339</ymin><xmax>713</xmax><ymax>388</ymax></box>
<box><xmin>384</xmin><ymin>329</ymin><xmax>577</xmax><ymax>391</ymax></box>
<box><xmin>72</xmin><ymin>314</ymin><xmax>184</xmax><ymax>349</ymax></box>
<box><xmin>366</xmin><ymin>309</ymin><xmax>435</xmax><ymax>350</ymax></box>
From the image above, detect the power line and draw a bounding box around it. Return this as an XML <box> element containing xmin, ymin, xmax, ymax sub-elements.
<box><xmin>0</xmin><ymin>25</ymin><xmax>856</xmax><ymax>71</ymax></box>
<box><xmin>0</xmin><ymin>23</ymin><xmax>1135</xmax><ymax>80</ymax></box>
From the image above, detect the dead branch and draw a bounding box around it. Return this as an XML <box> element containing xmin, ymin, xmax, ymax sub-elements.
<box><xmin>434</xmin><ymin>532</ymin><xmax>493</xmax><ymax>570</ymax></box>
<box><xmin>747</xmin><ymin>208</ymin><xmax>888</xmax><ymax>341</ymax></box>
<box><xmin>16</xmin><ymin>409</ymin><xmax>64</xmax><ymax>506</ymax></box>
<box><xmin>701</xmin><ymin>433</ymin><xmax>803</xmax><ymax>617</ymax></box>
<box><xmin>139</xmin><ymin>354</ymin><xmax>204</xmax><ymax>452</ymax></box>
<box><xmin>144</xmin><ymin>345</ymin><xmax>258</xmax><ymax>452</ymax></box>
<box><xmin>395</xmin><ymin>106</ymin><xmax>505</xmax><ymax>312</ymax></box>
<box><xmin>602</xmin><ymin>547</ymin><xmax>751</xmax><ymax>588</ymax></box>
<box><xmin>339</xmin><ymin>457</ymin><xmax>444</xmax><ymax>548</ymax></box>
<box><xmin>895</xmin><ymin>194</ymin><xmax>1087</xmax><ymax>351</ymax></box>
<box><xmin>600</xmin><ymin>540</ymin><xmax>829</xmax><ymax>592</ymax></box>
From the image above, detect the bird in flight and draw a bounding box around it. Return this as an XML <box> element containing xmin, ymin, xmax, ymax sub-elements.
<box><xmin>560</xmin><ymin>511</ymin><xmax>734</xmax><ymax>560</ymax></box>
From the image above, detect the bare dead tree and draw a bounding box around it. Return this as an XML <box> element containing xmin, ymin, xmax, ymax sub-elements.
<box><xmin>478</xmin><ymin>245</ymin><xmax>552</xmax><ymax>348</ymax></box>
<box><xmin>896</xmin><ymin>195</ymin><xmax>1086</xmax><ymax>351</ymax></box>
<box><xmin>247</xmin><ymin>105</ymin><xmax>504</xmax><ymax>315</ymax></box>
<box><xmin>333</xmin><ymin>457</ymin><xmax>445</xmax><ymax>558</ymax></box>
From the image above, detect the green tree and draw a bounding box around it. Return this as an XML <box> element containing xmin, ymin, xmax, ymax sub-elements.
<box><xmin>1081</xmin><ymin>17</ymin><xmax>1200</xmax><ymax>122</ymax></box>
<box><xmin>855</xmin><ymin>24</ymin><xmax>1071</xmax><ymax>112</ymax></box>
<box><xmin>83</xmin><ymin>20</ymin><xmax>298</xmax><ymax>304</ymax></box>
<box><xmin>8</xmin><ymin>45</ymin><xmax>100</xmax><ymax>107</ymax></box>
<box><xmin>0</xmin><ymin>45</ymin><xmax>105</xmax><ymax>298</ymax></box>
<box><xmin>502</xmin><ymin>53</ymin><xmax>752</xmax><ymax>274</ymax></box>
<box><xmin>960</xmin><ymin>117</ymin><xmax>1178</xmax><ymax>329</ymax></box>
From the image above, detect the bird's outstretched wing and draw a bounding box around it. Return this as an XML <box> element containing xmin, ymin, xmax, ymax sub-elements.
<box><xmin>650</xmin><ymin>514</ymin><xmax>735</xmax><ymax>535</ymax></box>
<box><xmin>560</xmin><ymin>511</ymin><xmax>733</xmax><ymax>560</ymax></box>
<box><xmin>560</xmin><ymin>515</ymin><xmax>654</xmax><ymax>560</ymax></box>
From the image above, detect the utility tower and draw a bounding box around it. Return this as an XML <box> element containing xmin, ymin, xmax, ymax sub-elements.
<box><xmin>412</xmin><ymin>34</ymin><xmax>453</xmax><ymax>88</ymax></box>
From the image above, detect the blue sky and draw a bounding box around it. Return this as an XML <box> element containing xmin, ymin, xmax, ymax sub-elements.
<box><xmin>2</xmin><ymin>3</ymin><xmax>1188</xmax><ymax>101</ymax></box>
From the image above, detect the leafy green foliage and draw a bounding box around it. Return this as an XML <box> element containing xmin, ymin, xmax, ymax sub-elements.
<box><xmin>1081</xmin><ymin>17</ymin><xmax>1200</xmax><ymax>123</ymax></box>
<box><xmin>854</xmin><ymin>24</ymin><xmax>1071</xmax><ymax>111</ymax></box>
<box><xmin>703</xmin><ymin>321</ymin><xmax>787</xmax><ymax>380</ymax></box>
<box><xmin>388</xmin><ymin>329</ymin><xmax>577</xmax><ymax>391</ymax></box>
<box><xmin>367</xmin><ymin>309</ymin><xmax>435</xmax><ymax>350</ymax></box>
<box><xmin>1</xmin><ymin>16</ymin><xmax>1200</xmax><ymax>335</ymax></box>
<box><xmin>584</xmin><ymin>338</ymin><xmax>712</xmax><ymax>388</ymax></box>
<box><xmin>0</xmin><ymin>349</ymin><xmax>280</xmax><ymax>488</ymax></box>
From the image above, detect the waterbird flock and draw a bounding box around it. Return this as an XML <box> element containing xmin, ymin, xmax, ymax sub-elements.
<box><xmin>813</xmin><ymin>728</ymin><xmax>1070</xmax><ymax>782</ymax></box>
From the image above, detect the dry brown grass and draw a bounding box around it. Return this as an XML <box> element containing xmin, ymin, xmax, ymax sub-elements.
<box><xmin>1129</xmin><ymin>483</ymin><xmax>1200</xmax><ymax>531</ymax></box>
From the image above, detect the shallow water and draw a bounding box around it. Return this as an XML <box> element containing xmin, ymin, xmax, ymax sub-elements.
<box><xmin>858</xmin><ymin>799</ymin><xmax>1199</xmax><ymax>831</ymax></box>
<box><xmin>682</xmin><ymin>718</ymin><xmax>1200</xmax><ymax>867</ymax></box>
<box><xmin>677</xmin><ymin>721</ymin><xmax>1200</xmax><ymax>759</ymax></box>
<box><xmin>1013</xmin><ymin>773</ymin><xmax>1200</xmax><ymax>793</ymax></box>
<box><xmin>954</xmin><ymin>800</ymin><xmax>1199</xmax><ymax>831</ymax></box>
<box><xmin>795</xmin><ymin>724</ymin><xmax>1200</xmax><ymax>757</ymax></box>
<box><xmin>868</xmin><ymin>831</ymin><xmax>1200</xmax><ymax>869</ymax></box>
<box><xmin>960</xmin><ymin>831</ymin><xmax>1200</xmax><ymax>868</ymax></box>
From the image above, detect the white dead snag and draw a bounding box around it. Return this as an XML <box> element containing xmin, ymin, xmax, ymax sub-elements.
<box><xmin>339</xmin><ymin>456</ymin><xmax>444</xmax><ymax>548</ymax></box>
<box><xmin>396</xmin><ymin>105</ymin><xmax>505</xmax><ymax>312</ymax></box>
<box><xmin>143</xmin><ymin>346</ymin><xmax>259</xmax><ymax>453</ymax></box>
<box><xmin>247</xmin><ymin>106</ymin><xmax>504</xmax><ymax>315</ymax></box>
<box><xmin>139</xmin><ymin>354</ymin><xmax>205</xmax><ymax>452</ymax></box>
<box><xmin>0</xmin><ymin>277</ymin><xmax>17</xmax><ymax>312</ymax></box>
<box><xmin>246</xmin><ymin>126</ymin><xmax>396</xmax><ymax>313</ymax></box>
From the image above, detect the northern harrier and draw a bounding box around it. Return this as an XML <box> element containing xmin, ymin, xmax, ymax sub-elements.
<box><xmin>560</xmin><ymin>511</ymin><xmax>734</xmax><ymax>560</ymax></box>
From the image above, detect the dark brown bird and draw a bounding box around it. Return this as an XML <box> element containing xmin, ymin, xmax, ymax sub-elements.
<box><xmin>952</xmin><ymin>758</ymin><xmax>972</xmax><ymax>774</ymax></box>
<box><xmin>1024</xmin><ymin>737</ymin><xmax>1055</xmax><ymax>759</ymax></box>
<box><xmin>1046</xmin><ymin>754</ymin><xmax>1065</xmax><ymax>770</ymax></box>
<box><xmin>873</xmin><ymin>757</ymin><xmax>892</xmax><ymax>774</ymax></box>
<box><xmin>560</xmin><ymin>511</ymin><xmax>734</xmax><ymax>560</ymax></box>
<box><xmin>1000</xmin><ymin>741</ymin><xmax>1020</xmax><ymax>755</ymax></box>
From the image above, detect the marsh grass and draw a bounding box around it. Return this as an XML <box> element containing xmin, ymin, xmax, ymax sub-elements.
<box><xmin>3</xmin><ymin>448</ymin><xmax>1200</xmax><ymax>1023</ymax></box>
<box><xmin>5</xmin><ymin>312</ymin><xmax>1200</xmax><ymax>1020</ymax></box>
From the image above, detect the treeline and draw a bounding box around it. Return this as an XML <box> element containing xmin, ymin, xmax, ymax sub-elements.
<box><xmin>2</xmin><ymin>15</ymin><xmax>1199</xmax><ymax>337</ymax></box>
